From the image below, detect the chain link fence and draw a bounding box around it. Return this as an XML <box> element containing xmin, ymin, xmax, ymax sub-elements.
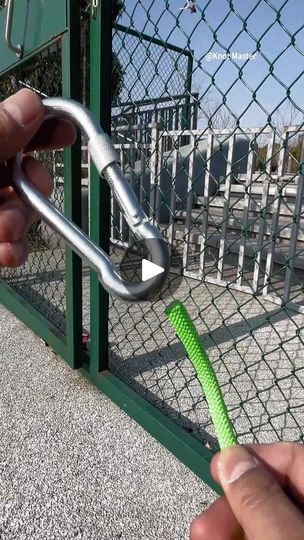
<box><xmin>109</xmin><ymin>0</ymin><xmax>304</xmax><ymax>450</ymax></box>
<box><xmin>1</xmin><ymin>0</ymin><xmax>304</xmax><ymax>454</ymax></box>
<box><xmin>0</xmin><ymin>42</ymin><xmax>67</xmax><ymax>334</ymax></box>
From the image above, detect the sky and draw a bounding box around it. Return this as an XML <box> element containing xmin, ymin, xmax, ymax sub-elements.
<box><xmin>117</xmin><ymin>0</ymin><xmax>304</xmax><ymax>128</ymax></box>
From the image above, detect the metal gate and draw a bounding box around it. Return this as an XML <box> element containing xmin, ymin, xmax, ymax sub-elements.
<box><xmin>108</xmin><ymin>0</ymin><xmax>304</xmax><ymax>481</ymax></box>
<box><xmin>1</xmin><ymin>0</ymin><xmax>304</xmax><ymax>495</ymax></box>
<box><xmin>0</xmin><ymin>0</ymin><xmax>84</xmax><ymax>369</ymax></box>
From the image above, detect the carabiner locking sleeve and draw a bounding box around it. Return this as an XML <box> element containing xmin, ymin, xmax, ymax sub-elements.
<box><xmin>11</xmin><ymin>98</ymin><xmax>169</xmax><ymax>302</ymax></box>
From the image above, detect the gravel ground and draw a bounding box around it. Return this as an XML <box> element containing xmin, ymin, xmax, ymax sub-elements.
<box><xmin>0</xmin><ymin>305</ymin><xmax>216</xmax><ymax>540</ymax></box>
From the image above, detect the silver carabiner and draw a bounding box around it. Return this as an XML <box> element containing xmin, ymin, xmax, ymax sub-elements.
<box><xmin>11</xmin><ymin>98</ymin><xmax>169</xmax><ymax>302</ymax></box>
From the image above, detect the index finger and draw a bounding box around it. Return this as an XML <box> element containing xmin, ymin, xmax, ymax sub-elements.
<box><xmin>0</xmin><ymin>90</ymin><xmax>44</xmax><ymax>162</ymax></box>
<box><xmin>25</xmin><ymin>117</ymin><xmax>77</xmax><ymax>151</ymax></box>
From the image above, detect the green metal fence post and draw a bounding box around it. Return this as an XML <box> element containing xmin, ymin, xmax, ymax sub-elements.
<box><xmin>62</xmin><ymin>0</ymin><xmax>83</xmax><ymax>369</ymax></box>
<box><xmin>89</xmin><ymin>0</ymin><xmax>112</xmax><ymax>375</ymax></box>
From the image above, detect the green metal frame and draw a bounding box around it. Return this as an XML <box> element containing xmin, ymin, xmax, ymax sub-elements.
<box><xmin>62</xmin><ymin>0</ymin><xmax>83</xmax><ymax>370</ymax></box>
<box><xmin>0</xmin><ymin>278</ymin><xmax>67</xmax><ymax>358</ymax></box>
<box><xmin>89</xmin><ymin>0</ymin><xmax>112</xmax><ymax>376</ymax></box>
<box><xmin>0</xmin><ymin>0</ymin><xmax>84</xmax><ymax>369</ymax></box>
<box><xmin>81</xmin><ymin>368</ymin><xmax>221</xmax><ymax>494</ymax></box>
<box><xmin>88</xmin><ymin>1</ymin><xmax>217</xmax><ymax>491</ymax></box>
<box><xmin>114</xmin><ymin>22</ymin><xmax>194</xmax><ymax>130</ymax></box>
<box><xmin>0</xmin><ymin>0</ymin><xmax>218</xmax><ymax>493</ymax></box>
<box><xmin>0</xmin><ymin>0</ymin><xmax>68</xmax><ymax>74</ymax></box>
<box><xmin>114</xmin><ymin>22</ymin><xmax>192</xmax><ymax>57</ymax></box>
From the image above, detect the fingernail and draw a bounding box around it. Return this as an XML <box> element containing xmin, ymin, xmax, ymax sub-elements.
<box><xmin>217</xmin><ymin>446</ymin><xmax>259</xmax><ymax>485</ymax></box>
<box><xmin>2</xmin><ymin>90</ymin><xmax>41</xmax><ymax>127</ymax></box>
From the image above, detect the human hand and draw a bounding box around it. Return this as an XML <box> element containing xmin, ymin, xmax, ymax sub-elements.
<box><xmin>0</xmin><ymin>89</ymin><xmax>76</xmax><ymax>267</ymax></box>
<box><xmin>191</xmin><ymin>443</ymin><xmax>304</xmax><ymax>540</ymax></box>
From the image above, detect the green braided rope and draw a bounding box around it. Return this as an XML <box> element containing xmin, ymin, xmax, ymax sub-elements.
<box><xmin>165</xmin><ymin>300</ymin><xmax>237</xmax><ymax>450</ymax></box>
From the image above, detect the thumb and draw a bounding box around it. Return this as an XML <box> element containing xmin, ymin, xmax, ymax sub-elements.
<box><xmin>216</xmin><ymin>445</ymin><xmax>304</xmax><ymax>540</ymax></box>
<box><xmin>0</xmin><ymin>89</ymin><xmax>44</xmax><ymax>162</ymax></box>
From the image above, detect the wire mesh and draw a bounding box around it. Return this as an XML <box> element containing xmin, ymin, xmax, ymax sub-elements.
<box><xmin>109</xmin><ymin>0</ymin><xmax>304</xmax><ymax>451</ymax></box>
<box><xmin>112</xmin><ymin>26</ymin><xmax>190</xmax><ymax>104</ymax></box>
<box><xmin>0</xmin><ymin>44</ymin><xmax>67</xmax><ymax>334</ymax></box>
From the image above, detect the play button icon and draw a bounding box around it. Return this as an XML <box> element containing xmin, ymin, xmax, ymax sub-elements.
<box><xmin>116</xmin><ymin>237</ymin><xmax>183</xmax><ymax>301</ymax></box>
<box><xmin>118</xmin><ymin>239</ymin><xmax>162</xmax><ymax>285</ymax></box>
<box><xmin>142</xmin><ymin>259</ymin><xmax>164</xmax><ymax>281</ymax></box>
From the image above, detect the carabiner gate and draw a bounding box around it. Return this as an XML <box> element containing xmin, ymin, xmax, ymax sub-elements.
<box><xmin>11</xmin><ymin>98</ymin><xmax>169</xmax><ymax>302</ymax></box>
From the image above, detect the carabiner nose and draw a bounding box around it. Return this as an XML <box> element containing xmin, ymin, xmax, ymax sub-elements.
<box><xmin>10</xmin><ymin>98</ymin><xmax>170</xmax><ymax>302</ymax></box>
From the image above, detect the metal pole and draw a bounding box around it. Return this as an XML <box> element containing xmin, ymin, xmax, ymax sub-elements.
<box><xmin>62</xmin><ymin>0</ymin><xmax>83</xmax><ymax>369</ymax></box>
<box><xmin>89</xmin><ymin>0</ymin><xmax>112</xmax><ymax>375</ymax></box>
